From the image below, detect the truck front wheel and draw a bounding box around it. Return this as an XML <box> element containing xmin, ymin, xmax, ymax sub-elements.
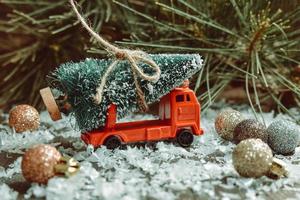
<box><xmin>104</xmin><ymin>136</ymin><xmax>121</xmax><ymax>150</ymax></box>
<box><xmin>177</xmin><ymin>129</ymin><xmax>194</xmax><ymax>147</ymax></box>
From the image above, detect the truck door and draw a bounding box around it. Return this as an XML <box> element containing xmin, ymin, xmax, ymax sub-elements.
<box><xmin>176</xmin><ymin>94</ymin><xmax>196</xmax><ymax>121</ymax></box>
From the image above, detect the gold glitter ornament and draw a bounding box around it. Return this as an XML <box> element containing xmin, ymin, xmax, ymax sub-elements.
<box><xmin>215</xmin><ymin>109</ymin><xmax>243</xmax><ymax>141</ymax></box>
<box><xmin>232</xmin><ymin>139</ymin><xmax>273</xmax><ymax>178</ymax></box>
<box><xmin>21</xmin><ymin>144</ymin><xmax>62</xmax><ymax>184</ymax></box>
<box><xmin>21</xmin><ymin>144</ymin><xmax>80</xmax><ymax>184</ymax></box>
<box><xmin>9</xmin><ymin>104</ymin><xmax>40</xmax><ymax>133</ymax></box>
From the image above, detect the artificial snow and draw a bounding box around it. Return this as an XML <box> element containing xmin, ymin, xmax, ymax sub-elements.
<box><xmin>0</xmin><ymin>183</ymin><xmax>18</xmax><ymax>200</ymax></box>
<box><xmin>1</xmin><ymin>104</ymin><xmax>300</xmax><ymax>199</ymax></box>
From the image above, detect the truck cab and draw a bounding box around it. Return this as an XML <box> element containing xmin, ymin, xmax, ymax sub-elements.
<box><xmin>81</xmin><ymin>82</ymin><xmax>203</xmax><ymax>149</ymax></box>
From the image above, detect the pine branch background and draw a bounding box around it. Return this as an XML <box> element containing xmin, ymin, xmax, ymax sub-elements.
<box><xmin>0</xmin><ymin>0</ymin><xmax>299</xmax><ymax>121</ymax></box>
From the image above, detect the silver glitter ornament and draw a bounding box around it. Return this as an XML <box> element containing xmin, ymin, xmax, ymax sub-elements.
<box><xmin>233</xmin><ymin>138</ymin><xmax>273</xmax><ymax>178</ymax></box>
<box><xmin>267</xmin><ymin>120</ymin><xmax>299</xmax><ymax>155</ymax></box>
<box><xmin>215</xmin><ymin>109</ymin><xmax>243</xmax><ymax>141</ymax></box>
<box><xmin>233</xmin><ymin>119</ymin><xmax>268</xmax><ymax>144</ymax></box>
<box><xmin>9</xmin><ymin>104</ymin><xmax>40</xmax><ymax>133</ymax></box>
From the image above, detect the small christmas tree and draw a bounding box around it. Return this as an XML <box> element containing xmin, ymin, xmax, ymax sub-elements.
<box><xmin>51</xmin><ymin>54</ymin><xmax>202</xmax><ymax>131</ymax></box>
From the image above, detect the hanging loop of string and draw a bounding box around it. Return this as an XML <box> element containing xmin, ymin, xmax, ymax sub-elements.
<box><xmin>69</xmin><ymin>0</ymin><xmax>161</xmax><ymax>112</ymax></box>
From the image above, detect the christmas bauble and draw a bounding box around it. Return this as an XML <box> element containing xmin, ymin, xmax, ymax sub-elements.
<box><xmin>267</xmin><ymin>120</ymin><xmax>299</xmax><ymax>155</ymax></box>
<box><xmin>9</xmin><ymin>104</ymin><xmax>40</xmax><ymax>133</ymax></box>
<box><xmin>233</xmin><ymin>119</ymin><xmax>268</xmax><ymax>144</ymax></box>
<box><xmin>21</xmin><ymin>144</ymin><xmax>61</xmax><ymax>184</ymax></box>
<box><xmin>215</xmin><ymin>109</ymin><xmax>243</xmax><ymax>141</ymax></box>
<box><xmin>232</xmin><ymin>139</ymin><xmax>273</xmax><ymax>178</ymax></box>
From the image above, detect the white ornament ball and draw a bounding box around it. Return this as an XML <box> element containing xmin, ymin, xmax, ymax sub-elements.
<box><xmin>232</xmin><ymin>138</ymin><xmax>273</xmax><ymax>178</ymax></box>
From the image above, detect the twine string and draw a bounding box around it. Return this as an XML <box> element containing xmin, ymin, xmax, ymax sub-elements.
<box><xmin>69</xmin><ymin>0</ymin><xmax>161</xmax><ymax>111</ymax></box>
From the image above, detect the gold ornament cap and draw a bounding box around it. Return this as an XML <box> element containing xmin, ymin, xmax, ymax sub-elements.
<box><xmin>54</xmin><ymin>155</ymin><xmax>80</xmax><ymax>177</ymax></box>
<box><xmin>266</xmin><ymin>157</ymin><xmax>288</xmax><ymax>179</ymax></box>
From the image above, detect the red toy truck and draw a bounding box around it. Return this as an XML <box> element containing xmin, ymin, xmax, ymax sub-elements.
<box><xmin>81</xmin><ymin>81</ymin><xmax>204</xmax><ymax>149</ymax></box>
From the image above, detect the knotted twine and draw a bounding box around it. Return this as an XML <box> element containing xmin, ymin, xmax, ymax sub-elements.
<box><xmin>69</xmin><ymin>0</ymin><xmax>161</xmax><ymax>112</ymax></box>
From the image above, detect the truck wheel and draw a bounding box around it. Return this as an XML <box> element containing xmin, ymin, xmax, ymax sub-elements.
<box><xmin>177</xmin><ymin>129</ymin><xmax>194</xmax><ymax>147</ymax></box>
<box><xmin>104</xmin><ymin>136</ymin><xmax>121</xmax><ymax>150</ymax></box>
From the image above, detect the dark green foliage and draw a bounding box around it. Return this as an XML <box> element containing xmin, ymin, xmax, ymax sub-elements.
<box><xmin>0</xmin><ymin>0</ymin><xmax>299</xmax><ymax>123</ymax></box>
<box><xmin>111</xmin><ymin>0</ymin><xmax>300</xmax><ymax>121</ymax></box>
<box><xmin>52</xmin><ymin>54</ymin><xmax>202</xmax><ymax>131</ymax></box>
<box><xmin>0</xmin><ymin>0</ymin><xmax>122</xmax><ymax>109</ymax></box>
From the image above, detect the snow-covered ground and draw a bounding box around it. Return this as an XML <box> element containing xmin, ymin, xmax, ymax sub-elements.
<box><xmin>1</xmin><ymin>103</ymin><xmax>300</xmax><ymax>200</ymax></box>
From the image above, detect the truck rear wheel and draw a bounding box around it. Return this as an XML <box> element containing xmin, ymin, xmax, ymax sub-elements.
<box><xmin>177</xmin><ymin>129</ymin><xmax>194</xmax><ymax>147</ymax></box>
<box><xmin>104</xmin><ymin>136</ymin><xmax>121</xmax><ymax>150</ymax></box>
